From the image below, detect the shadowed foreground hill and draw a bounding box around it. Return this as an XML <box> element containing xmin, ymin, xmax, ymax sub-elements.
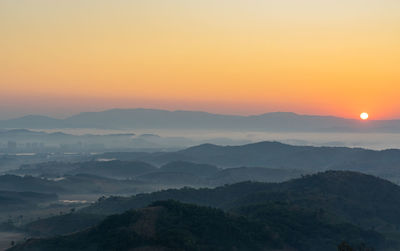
<box><xmin>9</xmin><ymin>201</ymin><xmax>282</xmax><ymax>251</ymax></box>
<box><xmin>82</xmin><ymin>171</ymin><xmax>400</xmax><ymax>234</ymax></box>
<box><xmin>24</xmin><ymin>213</ymin><xmax>105</xmax><ymax>237</ymax></box>
<box><xmin>12</xmin><ymin>172</ymin><xmax>395</xmax><ymax>250</ymax></box>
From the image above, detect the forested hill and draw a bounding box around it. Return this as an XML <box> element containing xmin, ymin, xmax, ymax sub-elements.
<box><xmin>82</xmin><ymin>171</ymin><xmax>400</xmax><ymax>234</ymax></box>
<box><xmin>9</xmin><ymin>200</ymin><xmax>384</xmax><ymax>251</ymax></box>
<box><xmin>10</xmin><ymin>201</ymin><xmax>282</xmax><ymax>251</ymax></box>
<box><xmin>100</xmin><ymin>141</ymin><xmax>400</xmax><ymax>182</ymax></box>
<box><xmin>9</xmin><ymin>171</ymin><xmax>400</xmax><ymax>250</ymax></box>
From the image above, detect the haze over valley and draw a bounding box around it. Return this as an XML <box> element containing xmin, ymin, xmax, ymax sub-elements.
<box><xmin>2</xmin><ymin>0</ymin><xmax>400</xmax><ymax>250</ymax></box>
<box><xmin>1</xmin><ymin>109</ymin><xmax>400</xmax><ymax>250</ymax></box>
<box><xmin>2</xmin><ymin>109</ymin><xmax>400</xmax><ymax>153</ymax></box>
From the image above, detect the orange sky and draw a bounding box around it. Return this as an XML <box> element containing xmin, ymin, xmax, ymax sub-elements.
<box><xmin>1</xmin><ymin>0</ymin><xmax>399</xmax><ymax>119</ymax></box>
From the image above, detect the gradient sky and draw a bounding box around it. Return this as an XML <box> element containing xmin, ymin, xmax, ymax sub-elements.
<box><xmin>1</xmin><ymin>0</ymin><xmax>399</xmax><ymax>119</ymax></box>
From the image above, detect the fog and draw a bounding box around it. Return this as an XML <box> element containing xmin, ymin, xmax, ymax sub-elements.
<box><xmin>31</xmin><ymin>128</ymin><xmax>400</xmax><ymax>150</ymax></box>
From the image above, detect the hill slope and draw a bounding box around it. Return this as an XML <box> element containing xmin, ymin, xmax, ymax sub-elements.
<box><xmin>0</xmin><ymin>190</ymin><xmax>57</xmax><ymax>211</ymax></box>
<box><xmin>10</xmin><ymin>201</ymin><xmax>282</xmax><ymax>251</ymax></box>
<box><xmin>15</xmin><ymin>172</ymin><xmax>398</xmax><ymax>250</ymax></box>
<box><xmin>101</xmin><ymin>141</ymin><xmax>400</xmax><ymax>183</ymax></box>
<box><xmin>82</xmin><ymin>171</ymin><xmax>400</xmax><ymax>235</ymax></box>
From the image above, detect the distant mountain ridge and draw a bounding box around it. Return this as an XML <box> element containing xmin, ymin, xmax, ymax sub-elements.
<box><xmin>1</xmin><ymin>108</ymin><xmax>400</xmax><ymax>132</ymax></box>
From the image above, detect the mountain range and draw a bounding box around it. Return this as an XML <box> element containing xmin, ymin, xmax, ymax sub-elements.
<box><xmin>1</xmin><ymin>108</ymin><xmax>400</xmax><ymax>132</ymax></box>
<box><xmin>98</xmin><ymin>141</ymin><xmax>400</xmax><ymax>184</ymax></box>
<box><xmin>11</xmin><ymin>171</ymin><xmax>400</xmax><ymax>251</ymax></box>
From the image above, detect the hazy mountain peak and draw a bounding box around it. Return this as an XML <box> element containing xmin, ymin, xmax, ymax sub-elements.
<box><xmin>1</xmin><ymin>108</ymin><xmax>400</xmax><ymax>132</ymax></box>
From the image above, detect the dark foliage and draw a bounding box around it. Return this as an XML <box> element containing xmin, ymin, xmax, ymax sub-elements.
<box><xmin>9</xmin><ymin>201</ymin><xmax>280</xmax><ymax>251</ymax></box>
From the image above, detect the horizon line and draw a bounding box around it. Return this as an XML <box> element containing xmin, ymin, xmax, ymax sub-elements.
<box><xmin>0</xmin><ymin>107</ymin><xmax>396</xmax><ymax>121</ymax></box>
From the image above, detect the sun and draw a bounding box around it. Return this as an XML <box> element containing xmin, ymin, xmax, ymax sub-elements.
<box><xmin>360</xmin><ymin>112</ymin><xmax>369</xmax><ymax>120</ymax></box>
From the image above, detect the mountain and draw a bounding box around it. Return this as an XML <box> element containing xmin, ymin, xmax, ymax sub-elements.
<box><xmin>159</xmin><ymin>161</ymin><xmax>218</xmax><ymax>177</ymax></box>
<box><xmin>145</xmin><ymin>141</ymin><xmax>370</xmax><ymax>169</ymax></box>
<box><xmin>81</xmin><ymin>171</ymin><xmax>400</xmax><ymax>238</ymax></box>
<box><xmin>0</xmin><ymin>129</ymin><xmax>134</xmax><ymax>139</ymax></box>
<box><xmin>8</xmin><ymin>200</ymin><xmax>384</xmax><ymax>251</ymax></box>
<box><xmin>10</xmin><ymin>200</ymin><xmax>281</xmax><ymax>251</ymax></box>
<box><xmin>12</xmin><ymin>171</ymin><xmax>400</xmax><ymax>250</ymax></box>
<box><xmin>1</xmin><ymin>108</ymin><xmax>400</xmax><ymax>132</ymax></box>
<box><xmin>0</xmin><ymin>129</ymin><xmax>137</xmax><ymax>151</ymax></box>
<box><xmin>24</xmin><ymin>213</ymin><xmax>104</xmax><ymax>237</ymax></box>
<box><xmin>208</xmin><ymin>166</ymin><xmax>305</xmax><ymax>185</ymax></box>
<box><xmin>66</xmin><ymin>160</ymin><xmax>157</xmax><ymax>179</ymax></box>
<box><xmin>235</xmin><ymin>202</ymin><xmax>384</xmax><ymax>251</ymax></box>
<box><xmin>0</xmin><ymin>175</ymin><xmax>66</xmax><ymax>194</ymax></box>
<box><xmin>10</xmin><ymin>160</ymin><xmax>305</xmax><ymax>188</ymax></box>
<box><xmin>14</xmin><ymin>139</ymin><xmax>400</xmax><ymax>187</ymax></box>
<box><xmin>101</xmin><ymin>141</ymin><xmax>400</xmax><ymax>183</ymax></box>
<box><xmin>0</xmin><ymin>174</ymin><xmax>142</xmax><ymax>195</ymax></box>
<box><xmin>0</xmin><ymin>190</ymin><xmax>57</xmax><ymax>211</ymax></box>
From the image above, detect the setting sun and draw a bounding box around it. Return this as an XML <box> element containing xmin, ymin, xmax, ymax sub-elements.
<box><xmin>360</xmin><ymin>112</ymin><xmax>369</xmax><ymax>120</ymax></box>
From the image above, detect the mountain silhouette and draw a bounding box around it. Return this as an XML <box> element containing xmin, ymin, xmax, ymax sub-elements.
<box><xmin>1</xmin><ymin>108</ymin><xmax>399</xmax><ymax>132</ymax></box>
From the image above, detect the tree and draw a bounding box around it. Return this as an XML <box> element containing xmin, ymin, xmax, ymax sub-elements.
<box><xmin>338</xmin><ymin>241</ymin><xmax>354</xmax><ymax>251</ymax></box>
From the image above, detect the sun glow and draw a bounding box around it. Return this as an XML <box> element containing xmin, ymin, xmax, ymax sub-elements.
<box><xmin>0</xmin><ymin>1</ymin><xmax>400</xmax><ymax>118</ymax></box>
<box><xmin>360</xmin><ymin>112</ymin><xmax>369</xmax><ymax>120</ymax></box>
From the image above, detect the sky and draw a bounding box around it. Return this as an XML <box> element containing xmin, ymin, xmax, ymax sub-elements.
<box><xmin>1</xmin><ymin>0</ymin><xmax>399</xmax><ymax>119</ymax></box>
